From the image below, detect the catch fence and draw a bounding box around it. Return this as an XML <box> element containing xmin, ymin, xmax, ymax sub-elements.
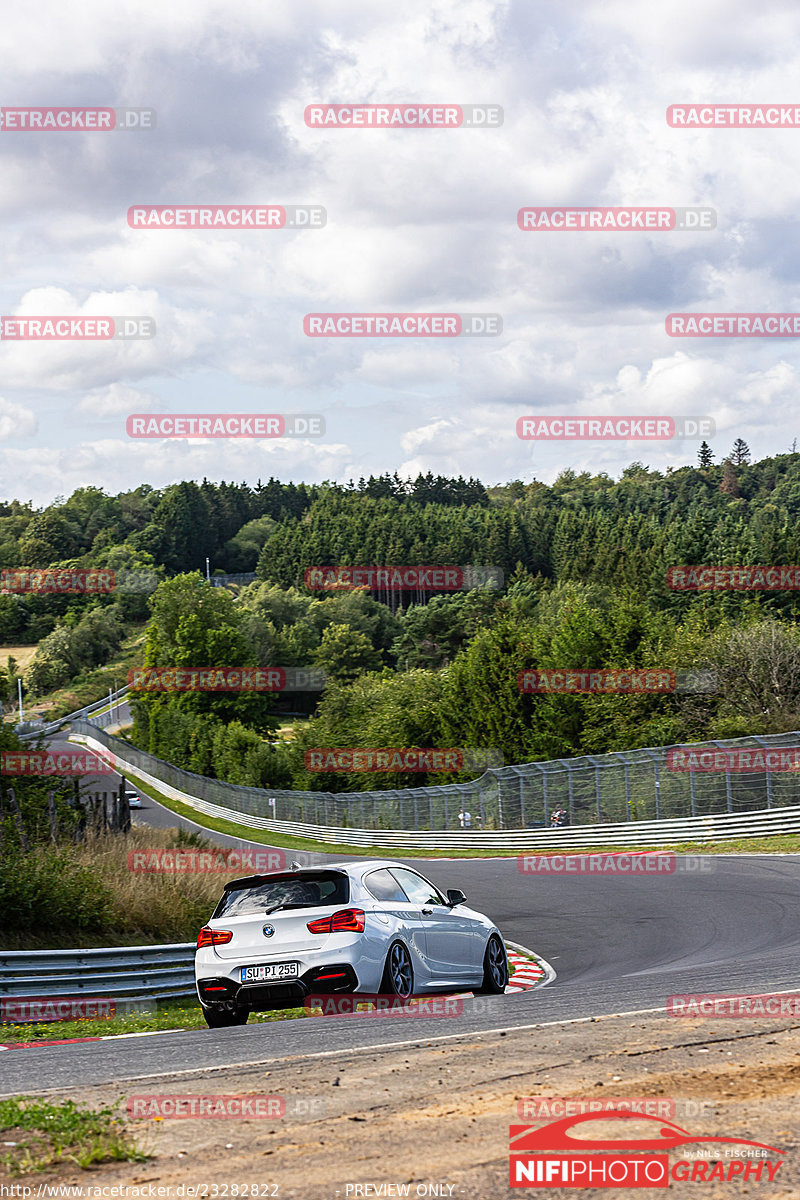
<box><xmin>70</xmin><ymin>722</ymin><xmax>800</xmax><ymax>832</ymax></box>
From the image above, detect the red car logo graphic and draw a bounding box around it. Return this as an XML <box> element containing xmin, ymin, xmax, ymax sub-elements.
<box><xmin>510</xmin><ymin>1110</ymin><xmax>782</xmax><ymax>1155</ymax></box>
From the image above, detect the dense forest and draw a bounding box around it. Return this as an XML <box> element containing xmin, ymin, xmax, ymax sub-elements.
<box><xmin>4</xmin><ymin>446</ymin><xmax>800</xmax><ymax>793</ymax></box>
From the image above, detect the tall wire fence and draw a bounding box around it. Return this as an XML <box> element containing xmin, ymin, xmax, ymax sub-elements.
<box><xmin>71</xmin><ymin>721</ymin><xmax>800</xmax><ymax>832</ymax></box>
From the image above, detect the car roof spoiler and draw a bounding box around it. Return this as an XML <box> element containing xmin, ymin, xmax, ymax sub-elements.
<box><xmin>222</xmin><ymin>867</ymin><xmax>348</xmax><ymax>892</ymax></box>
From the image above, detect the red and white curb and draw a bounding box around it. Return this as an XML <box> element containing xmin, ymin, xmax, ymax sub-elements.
<box><xmin>504</xmin><ymin>940</ymin><xmax>556</xmax><ymax>993</ymax></box>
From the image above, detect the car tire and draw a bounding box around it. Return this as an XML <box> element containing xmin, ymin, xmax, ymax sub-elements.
<box><xmin>476</xmin><ymin>934</ymin><xmax>508</xmax><ymax>994</ymax></box>
<box><xmin>380</xmin><ymin>941</ymin><xmax>415</xmax><ymax>999</ymax></box>
<box><xmin>201</xmin><ymin>1004</ymin><xmax>249</xmax><ymax>1028</ymax></box>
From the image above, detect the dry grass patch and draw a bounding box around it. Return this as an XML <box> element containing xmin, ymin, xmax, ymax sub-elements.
<box><xmin>0</xmin><ymin>645</ymin><xmax>36</xmax><ymax>671</ymax></box>
<box><xmin>0</xmin><ymin>826</ymin><xmax>237</xmax><ymax>949</ymax></box>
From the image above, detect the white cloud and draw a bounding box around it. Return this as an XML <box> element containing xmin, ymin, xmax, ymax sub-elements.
<box><xmin>77</xmin><ymin>382</ymin><xmax>160</xmax><ymax>418</ymax></box>
<box><xmin>0</xmin><ymin>397</ymin><xmax>37</xmax><ymax>440</ymax></box>
<box><xmin>0</xmin><ymin>0</ymin><xmax>799</xmax><ymax>501</ymax></box>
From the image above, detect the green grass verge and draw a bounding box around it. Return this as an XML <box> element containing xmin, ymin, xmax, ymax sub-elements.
<box><xmin>0</xmin><ymin>996</ymin><xmax>308</xmax><ymax>1045</ymax></box>
<box><xmin>0</xmin><ymin>1097</ymin><xmax>148</xmax><ymax>1175</ymax></box>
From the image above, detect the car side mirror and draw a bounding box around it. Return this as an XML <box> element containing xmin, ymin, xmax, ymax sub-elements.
<box><xmin>446</xmin><ymin>888</ymin><xmax>467</xmax><ymax>907</ymax></box>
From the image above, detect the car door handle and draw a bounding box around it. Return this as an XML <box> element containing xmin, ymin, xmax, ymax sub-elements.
<box><xmin>421</xmin><ymin>907</ymin><xmax>433</xmax><ymax>915</ymax></box>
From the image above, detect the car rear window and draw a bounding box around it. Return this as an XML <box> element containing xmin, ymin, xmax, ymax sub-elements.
<box><xmin>213</xmin><ymin>871</ymin><xmax>350</xmax><ymax>917</ymax></box>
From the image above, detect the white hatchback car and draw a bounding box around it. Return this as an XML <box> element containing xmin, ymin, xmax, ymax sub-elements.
<box><xmin>195</xmin><ymin>858</ymin><xmax>508</xmax><ymax>1027</ymax></box>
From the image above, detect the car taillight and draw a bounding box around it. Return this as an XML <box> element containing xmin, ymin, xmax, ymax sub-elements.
<box><xmin>307</xmin><ymin>908</ymin><xmax>365</xmax><ymax>934</ymax></box>
<box><xmin>196</xmin><ymin>927</ymin><xmax>233</xmax><ymax>948</ymax></box>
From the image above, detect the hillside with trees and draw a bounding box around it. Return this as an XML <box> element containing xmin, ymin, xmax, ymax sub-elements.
<box><xmin>4</xmin><ymin>447</ymin><xmax>800</xmax><ymax>791</ymax></box>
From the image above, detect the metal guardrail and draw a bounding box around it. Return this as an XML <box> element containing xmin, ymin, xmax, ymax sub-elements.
<box><xmin>0</xmin><ymin>943</ymin><xmax>196</xmax><ymax>1006</ymax></box>
<box><xmin>209</xmin><ymin>573</ymin><xmax>257</xmax><ymax>588</ymax></box>
<box><xmin>72</xmin><ymin>729</ymin><xmax>800</xmax><ymax>847</ymax></box>
<box><xmin>81</xmin><ymin>685</ymin><xmax>131</xmax><ymax>730</ymax></box>
<box><xmin>17</xmin><ymin>685</ymin><xmax>130</xmax><ymax>741</ymax></box>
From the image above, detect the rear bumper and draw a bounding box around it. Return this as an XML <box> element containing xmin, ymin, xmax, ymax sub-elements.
<box><xmin>197</xmin><ymin>962</ymin><xmax>359</xmax><ymax>1011</ymax></box>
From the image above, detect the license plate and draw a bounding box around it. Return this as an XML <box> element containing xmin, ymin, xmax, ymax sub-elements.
<box><xmin>240</xmin><ymin>962</ymin><xmax>300</xmax><ymax>983</ymax></box>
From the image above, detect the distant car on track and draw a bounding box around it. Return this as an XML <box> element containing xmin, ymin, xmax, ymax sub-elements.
<box><xmin>195</xmin><ymin>858</ymin><xmax>508</xmax><ymax>1028</ymax></box>
<box><xmin>124</xmin><ymin>790</ymin><xmax>143</xmax><ymax>808</ymax></box>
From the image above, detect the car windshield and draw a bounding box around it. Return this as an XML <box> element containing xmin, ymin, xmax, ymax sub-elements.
<box><xmin>213</xmin><ymin>871</ymin><xmax>350</xmax><ymax>917</ymax></box>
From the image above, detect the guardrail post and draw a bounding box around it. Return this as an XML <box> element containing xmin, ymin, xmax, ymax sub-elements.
<box><xmin>612</xmin><ymin>753</ymin><xmax>632</xmax><ymax>820</ymax></box>
<box><xmin>690</xmin><ymin>769</ymin><xmax>697</xmax><ymax>817</ymax></box>
<box><xmin>534</xmin><ymin>764</ymin><xmax>549</xmax><ymax>826</ymax></box>
<box><xmin>641</xmin><ymin>749</ymin><xmax>661</xmax><ymax>819</ymax></box>
<box><xmin>710</xmin><ymin>741</ymin><xmax>733</xmax><ymax>813</ymax></box>
<box><xmin>585</xmin><ymin>756</ymin><xmax>603</xmax><ymax>822</ymax></box>
<box><xmin>752</xmin><ymin>736</ymin><xmax>774</xmax><ymax>809</ymax></box>
<box><xmin>558</xmin><ymin>760</ymin><xmax>575</xmax><ymax>823</ymax></box>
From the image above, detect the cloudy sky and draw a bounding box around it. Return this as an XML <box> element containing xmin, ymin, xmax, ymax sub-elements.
<box><xmin>1</xmin><ymin>0</ymin><xmax>799</xmax><ymax>505</ymax></box>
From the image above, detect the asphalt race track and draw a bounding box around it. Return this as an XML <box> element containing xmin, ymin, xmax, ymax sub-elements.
<box><xmin>5</xmin><ymin>745</ymin><xmax>800</xmax><ymax>1095</ymax></box>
